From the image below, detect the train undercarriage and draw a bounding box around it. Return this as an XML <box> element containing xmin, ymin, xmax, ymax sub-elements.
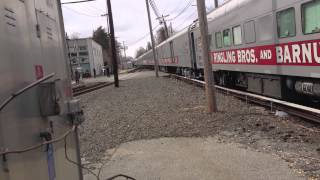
<box><xmin>154</xmin><ymin>65</ymin><xmax>320</xmax><ymax>108</ymax></box>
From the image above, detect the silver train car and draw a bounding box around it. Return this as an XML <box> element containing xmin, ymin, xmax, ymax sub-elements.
<box><xmin>136</xmin><ymin>0</ymin><xmax>320</xmax><ymax>104</ymax></box>
<box><xmin>0</xmin><ymin>0</ymin><xmax>81</xmax><ymax>179</ymax></box>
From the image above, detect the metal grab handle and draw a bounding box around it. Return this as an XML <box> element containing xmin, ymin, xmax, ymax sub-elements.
<box><xmin>105</xmin><ymin>174</ymin><xmax>136</xmax><ymax>180</ymax></box>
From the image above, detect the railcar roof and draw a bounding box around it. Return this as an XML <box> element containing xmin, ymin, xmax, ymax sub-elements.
<box><xmin>136</xmin><ymin>0</ymin><xmax>251</xmax><ymax>60</ymax></box>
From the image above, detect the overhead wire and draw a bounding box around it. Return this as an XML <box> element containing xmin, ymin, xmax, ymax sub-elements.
<box><xmin>127</xmin><ymin>24</ymin><xmax>160</xmax><ymax>46</ymax></box>
<box><xmin>72</xmin><ymin>3</ymin><xmax>104</xmax><ymax>16</ymax></box>
<box><xmin>167</xmin><ymin>0</ymin><xmax>192</xmax><ymax>15</ymax></box>
<box><xmin>149</xmin><ymin>0</ymin><xmax>161</xmax><ymax>18</ymax></box>
<box><xmin>173</xmin><ymin>10</ymin><xmax>198</xmax><ymax>31</ymax></box>
<box><xmin>63</xmin><ymin>6</ymin><xmax>101</xmax><ymax>17</ymax></box>
<box><xmin>168</xmin><ymin>0</ymin><xmax>194</xmax><ymax>21</ymax></box>
<box><xmin>86</xmin><ymin>3</ymin><xmax>106</xmax><ymax>14</ymax></box>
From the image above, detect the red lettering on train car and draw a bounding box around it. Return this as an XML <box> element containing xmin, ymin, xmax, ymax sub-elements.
<box><xmin>34</xmin><ymin>65</ymin><xmax>44</xmax><ymax>79</ymax></box>
<box><xmin>159</xmin><ymin>56</ymin><xmax>179</xmax><ymax>65</ymax></box>
<box><xmin>211</xmin><ymin>39</ymin><xmax>320</xmax><ymax>66</ymax></box>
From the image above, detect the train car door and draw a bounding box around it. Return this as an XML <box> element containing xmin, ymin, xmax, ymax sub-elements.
<box><xmin>189</xmin><ymin>32</ymin><xmax>198</xmax><ymax>77</ymax></box>
<box><xmin>169</xmin><ymin>41</ymin><xmax>175</xmax><ymax>64</ymax></box>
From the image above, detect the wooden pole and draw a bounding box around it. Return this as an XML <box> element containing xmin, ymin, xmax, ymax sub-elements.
<box><xmin>145</xmin><ymin>0</ymin><xmax>159</xmax><ymax>77</ymax></box>
<box><xmin>196</xmin><ymin>0</ymin><xmax>218</xmax><ymax>112</ymax></box>
<box><xmin>107</xmin><ymin>0</ymin><xmax>119</xmax><ymax>87</ymax></box>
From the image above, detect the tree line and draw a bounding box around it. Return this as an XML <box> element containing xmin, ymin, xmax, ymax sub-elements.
<box><xmin>135</xmin><ymin>26</ymin><xmax>171</xmax><ymax>58</ymax></box>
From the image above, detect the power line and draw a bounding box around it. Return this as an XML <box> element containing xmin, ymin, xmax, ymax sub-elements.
<box><xmin>149</xmin><ymin>0</ymin><xmax>161</xmax><ymax>18</ymax></box>
<box><xmin>167</xmin><ymin>0</ymin><xmax>191</xmax><ymax>15</ymax></box>
<box><xmin>127</xmin><ymin>24</ymin><xmax>160</xmax><ymax>46</ymax></box>
<box><xmin>63</xmin><ymin>6</ymin><xmax>101</xmax><ymax>17</ymax></box>
<box><xmin>87</xmin><ymin>3</ymin><xmax>106</xmax><ymax>13</ymax></box>
<box><xmin>168</xmin><ymin>0</ymin><xmax>194</xmax><ymax>21</ymax></box>
<box><xmin>74</xmin><ymin>3</ymin><xmax>103</xmax><ymax>15</ymax></box>
<box><xmin>173</xmin><ymin>10</ymin><xmax>197</xmax><ymax>30</ymax></box>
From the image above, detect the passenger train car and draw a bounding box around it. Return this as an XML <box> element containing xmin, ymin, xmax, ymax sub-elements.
<box><xmin>136</xmin><ymin>0</ymin><xmax>320</xmax><ymax>104</ymax></box>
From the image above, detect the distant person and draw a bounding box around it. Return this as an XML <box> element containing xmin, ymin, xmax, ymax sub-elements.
<box><xmin>75</xmin><ymin>70</ymin><xmax>80</xmax><ymax>84</ymax></box>
<box><xmin>93</xmin><ymin>68</ymin><xmax>96</xmax><ymax>78</ymax></box>
<box><xmin>106</xmin><ymin>67</ymin><xmax>110</xmax><ymax>77</ymax></box>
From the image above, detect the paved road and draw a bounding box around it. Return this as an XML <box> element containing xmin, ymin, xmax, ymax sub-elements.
<box><xmin>85</xmin><ymin>137</ymin><xmax>303</xmax><ymax>180</ymax></box>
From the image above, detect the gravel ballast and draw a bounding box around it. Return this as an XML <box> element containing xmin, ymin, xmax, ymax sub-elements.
<box><xmin>79</xmin><ymin>71</ymin><xmax>320</xmax><ymax>179</ymax></box>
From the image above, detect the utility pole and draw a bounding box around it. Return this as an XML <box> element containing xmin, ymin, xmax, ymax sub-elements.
<box><xmin>107</xmin><ymin>0</ymin><xmax>119</xmax><ymax>87</ymax></box>
<box><xmin>145</xmin><ymin>0</ymin><xmax>159</xmax><ymax>77</ymax></box>
<box><xmin>122</xmin><ymin>41</ymin><xmax>127</xmax><ymax>59</ymax></box>
<box><xmin>101</xmin><ymin>13</ymin><xmax>110</xmax><ymax>33</ymax></box>
<box><xmin>65</xmin><ymin>33</ymin><xmax>74</xmax><ymax>80</ymax></box>
<box><xmin>196</xmin><ymin>0</ymin><xmax>217</xmax><ymax>112</ymax></box>
<box><xmin>170</xmin><ymin>22</ymin><xmax>173</xmax><ymax>35</ymax></box>
<box><xmin>156</xmin><ymin>15</ymin><xmax>169</xmax><ymax>38</ymax></box>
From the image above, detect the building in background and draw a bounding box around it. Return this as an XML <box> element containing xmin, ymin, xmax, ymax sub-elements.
<box><xmin>120</xmin><ymin>56</ymin><xmax>134</xmax><ymax>70</ymax></box>
<box><xmin>67</xmin><ymin>38</ymin><xmax>104</xmax><ymax>78</ymax></box>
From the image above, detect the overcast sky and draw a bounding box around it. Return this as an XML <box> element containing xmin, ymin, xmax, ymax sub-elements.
<box><xmin>61</xmin><ymin>0</ymin><xmax>223</xmax><ymax>57</ymax></box>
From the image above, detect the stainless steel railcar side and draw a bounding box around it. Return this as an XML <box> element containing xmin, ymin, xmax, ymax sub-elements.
<box><xmin>0</xmin><ymin>0</ymin><xmax>81</xmax><ymax>179</ymax></box>
<box><xmin>136</xmin><ymin>0</ymin><xmax>320</xmax><ymax>104</ymax></box>
<box><xmin>207</xmin><ymin>0</ymin><xmax>320</xmax><ymax>101</ymax></box>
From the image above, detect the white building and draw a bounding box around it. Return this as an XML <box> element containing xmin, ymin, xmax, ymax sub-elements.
<box><xmin>67</xmin><ymin>38</ymin><xmax>104</xmax><ymax>77</ymax></box>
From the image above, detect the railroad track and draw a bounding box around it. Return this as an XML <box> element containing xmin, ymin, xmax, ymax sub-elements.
<box><xmin>168</xmin><ymin>74</ymin><xmax>320</xmax><ymax>124</ymax></box>
<box><xmin>73</xmin><ymin>82</ymin><xmax>114</xmax><ymax>97</ymax></box>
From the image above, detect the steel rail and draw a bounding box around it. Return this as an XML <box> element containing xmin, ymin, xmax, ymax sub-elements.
<box><xmin>168</xmin><ymin>74</ymin><xmax>320</xmax><ymax>123</ymax></box>
<box><xmin>73</xmin><ymin>82</ymin><xmax>114</xmax><ymax>96</ymax></box>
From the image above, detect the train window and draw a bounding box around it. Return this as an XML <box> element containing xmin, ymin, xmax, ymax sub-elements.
<box><xmin>232</xmin><ymin>26</ymin><xmax>242</xmax><ymax>45</ymax></box>
<box><xmin>257</xmin><ymin>14</ymin><xmax>273</xmax><ymax>41</ymax></box>
<box><xmin>223</xmin><ymin>29</ymin><xmax>231</xmax><ymax>47</ymax></box>
<box><xmin>244</xmin><ymin>21</ymin><xmax>256</xmax><ymax>43</ymax></box>
<box><xmin>79</xmin><ymin>46</ymin><xmax>87</xmax><ymax>51</ymax></box>
<box><xmin>79</xmin><ymin>52</ymin><xmax>88</xmax><ymax>56</ymax></box>
<box><xmin>302</xmin><ymin>0</ymin><xmax>320</xmax><ymax>34</ymax></box>
<box><xmin>277</xmin><ymin>8</ymin><xmax>296</xmax><ymax>38</ymax></box>
<box><xmin>215</xmin><ymin>32</ymin><xmax>223</xmax><ymax>48</ymax></box>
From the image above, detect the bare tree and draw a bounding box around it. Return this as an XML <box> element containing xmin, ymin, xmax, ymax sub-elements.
<box><xmin>70</xmin><ymin>32</ymin><xmax>80</xmax><ymax>39</ymax></box>
<box><xmin>135</xmin><ymin>47</ymin><xmax>146</xmax><ymax>58</ymax></box>
<box><xmin>156</xmin><ymin>27</ymin><xmax>168</xmax><ymax>45</ymax></box>
<box><xmin>92</xmin><ymin>26</ymin><xmax>110</xmax><ymax>49</ymax></box>
<box><xmin>92</xmin><ymin>26</ymin><xmax>122</xmax><ymax>67</ymax></box>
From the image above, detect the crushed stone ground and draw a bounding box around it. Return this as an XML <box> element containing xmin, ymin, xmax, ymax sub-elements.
<box><xmin>79</xmin><ymin>71</ymin><xmax>320</xmax><ymax>179</ymax></box>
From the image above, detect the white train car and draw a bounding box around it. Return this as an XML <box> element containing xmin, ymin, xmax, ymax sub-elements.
<box><xmin>136</xmin><ymin>0</ymin><xmax>320</xmax><ymax>105</ymax></box>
